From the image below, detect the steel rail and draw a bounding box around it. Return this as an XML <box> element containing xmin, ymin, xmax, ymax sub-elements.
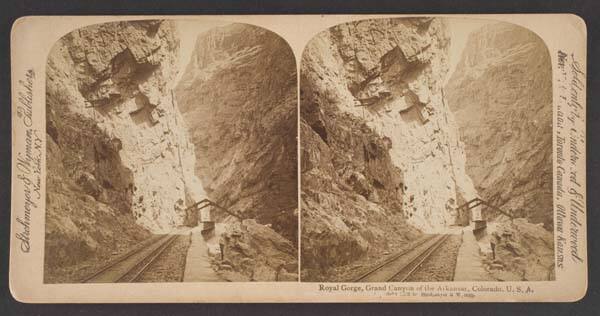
<box><xmin>118</xmin><ymin>234</ymin><xmax>179</xmax><ymax>282</ymax></box>
<box><xmin>81</xmin><ymin>234</ymin><xmax>177</xmax><ymax>283</ymax></box>
<box><xmin>80</xmin><ymin>235</ymin><xmax>167</xmax><ymax>283</ymax></box>
<box><xmin>353</xmin><ymin>235</ymin><xmax>438</xmax><ymax>282</ymax></box>
<box><xmin>389</xmin><ymin>234</ymin><xmax>450</xmax><ymax>282</ymax></box>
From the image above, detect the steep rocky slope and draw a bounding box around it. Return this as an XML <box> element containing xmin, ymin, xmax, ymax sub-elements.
<box><xmin>175</xmin><ymin>24</ymin><xmax>298</xmax><ymax>279</ymax></box>
<box><xmin>485</xmin><ymin>219</ymin><xmax>555</xmax><ymax>281</ymax></box>
<box><xmin>445</xmin><ymin>22</ymin><xmax>553</xmax><ymax>228</ymax></box>
<box><xmin>45</xmin><ymin>20</ymin><xmax>206</xmax><ymax>281</ymax></box>
<box><xmin>444</xmin><ymin>22</ymin><xmax>554</xmax><ymax>280</ymax></box>
<box><xmin>301</xmin><ymin>18</ymin><xmax>477</xmax><ymax>280</ymax></box>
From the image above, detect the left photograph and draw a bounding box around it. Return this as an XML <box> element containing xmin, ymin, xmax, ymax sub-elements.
<box><xmin>44</xmin><ymin>19</ymin><xmax>298</xmax><ymax>283</ymax></box>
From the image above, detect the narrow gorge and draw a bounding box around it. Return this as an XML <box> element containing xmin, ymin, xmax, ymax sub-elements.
<box><xmin>301</xmin><ymin>18</ymin><xmax>554</xmax><ymax>281</ymax></box>
<box><xmin>43</xmin><ymin>17</ymin><xmax>555</xmax><ymax>283</ymax></box>
<box><xmin>45</xmin><ymin>20</ymin><xmax>205</xmax><ymax>282</ymax></box>
<box><xmin>301</xmin><ymin>17</ymin><xmax>470</xmax><ymax>280</ymax></box>
<box><xmin>445</xmin><ymin>22</ymin><xmax>554</xmax><ymax>281</ymax></box>
<box><xmin>175</xmin><ymin>23</ymin><xmax>298</xmax><ymax>281</ymax></box>
<box><xmin>45</xmin><ymin>20</ymin><xmax>298</xmax><ymax>282</ymax></box>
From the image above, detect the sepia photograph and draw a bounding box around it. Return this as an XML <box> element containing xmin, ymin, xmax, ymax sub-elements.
<box><xmin>8</xmin><ymin>13</ymin><xmax>587</xmax><ymax>303</ymax></box>
<box><xmin>300</xmin><ymin>17</ymin><xmax>554</xmax><ymax>282</ymax></box>
<box><xmin>44</xmin><ymin>19</ymin><xmax>298</xmax><ymax>283</ymax></box>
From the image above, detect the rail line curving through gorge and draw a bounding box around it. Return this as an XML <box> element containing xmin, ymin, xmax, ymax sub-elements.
<box><xmin>81</xmin><ymin>234</ymin><xmax>181</xmax><ymax>283</ymax></box>
<box><xmin>354</xmin><ymin>234</ymin><xmax>451</xmax><ymax>282</ymax></box>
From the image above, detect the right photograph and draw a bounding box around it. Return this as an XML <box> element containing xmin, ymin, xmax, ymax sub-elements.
<box><xmin>300</xmin><ymin>17</ymin><xmax>554</xmax><ymax>282</ymax></box>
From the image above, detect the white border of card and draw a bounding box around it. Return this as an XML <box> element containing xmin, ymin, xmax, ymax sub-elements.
<box><xmin>10</xmin><ymin>14</ymin><xmax>586</xmax><ymax>302</ymax></box>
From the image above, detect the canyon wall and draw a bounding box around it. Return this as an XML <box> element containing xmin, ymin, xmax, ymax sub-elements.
<box><xmin>174</xmin><ymin>24</ymin><xmax>298</xmax><ymax>280</ymax></box>
<box><xmin>301</xmin><ymin>18</ymin><xmax>476</xmax><ymax>279</ymax></box>
<box><xmin>45</xmin><ymin>20</ymin><xmax>206</xmax><ymax>279</ymax></box>
<box><xmin>445</xmin><ymin>22</ymin><xmax>553</xmax><ymax>228</ymax></box>
<box><xmin>175</xmin><ymin>24</ymin><xmax>298</xmax><ymax>242</ymax></box>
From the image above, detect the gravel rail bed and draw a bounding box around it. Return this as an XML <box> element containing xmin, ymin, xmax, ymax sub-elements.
<box><xmin>135</xmin><ymin>234</ymin><xmax>192</xmax><ymax>282</ymax></box>
<box><xmin>405</xmin><ymin>234</ymin><xmax>462</xmax><ymax>282</ymax></box>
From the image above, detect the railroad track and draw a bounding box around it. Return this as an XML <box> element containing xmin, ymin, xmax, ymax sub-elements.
<box><xmin>354</xmin><ymin>234</ymin><xmax>450</xmax><ymax>282</ymax></box>
<box><xmin>81</xmin><ymin>234</ymin><xmax>180</xmax><ymax>283</ymax></box>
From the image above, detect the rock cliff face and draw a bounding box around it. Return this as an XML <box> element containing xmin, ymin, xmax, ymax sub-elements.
<box><xmin>175</xmin><ymin>24</ymin><xmax>297</xmax><ymax>242</ymax></box>
<box><xmin>445</xmin><ymin>22</ymin><xmax>553</xmax><ymax>228</ymax></box>
<box><xmin>486</xmin><ymin>219</ymin><xmax>554</xmax><ymax>281</ymax></box>
<box><xmin>216</xmin><ymin>219</ymin><xmax>298</xmax><ymax>281</ymax></box>
<box><xmin>174</xmin><ymin>24</ymin><xmax>298</xmax><ymax>280</ymax></box>
<box><xmin>45</xmin><ymin>20</ymin><xmax>206</xmax><ymax>280</ymax></box>
<box><xmin>301</xmin><ymin>18</ymin><xmax>476</xmax><ymax>279</ymax></box>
